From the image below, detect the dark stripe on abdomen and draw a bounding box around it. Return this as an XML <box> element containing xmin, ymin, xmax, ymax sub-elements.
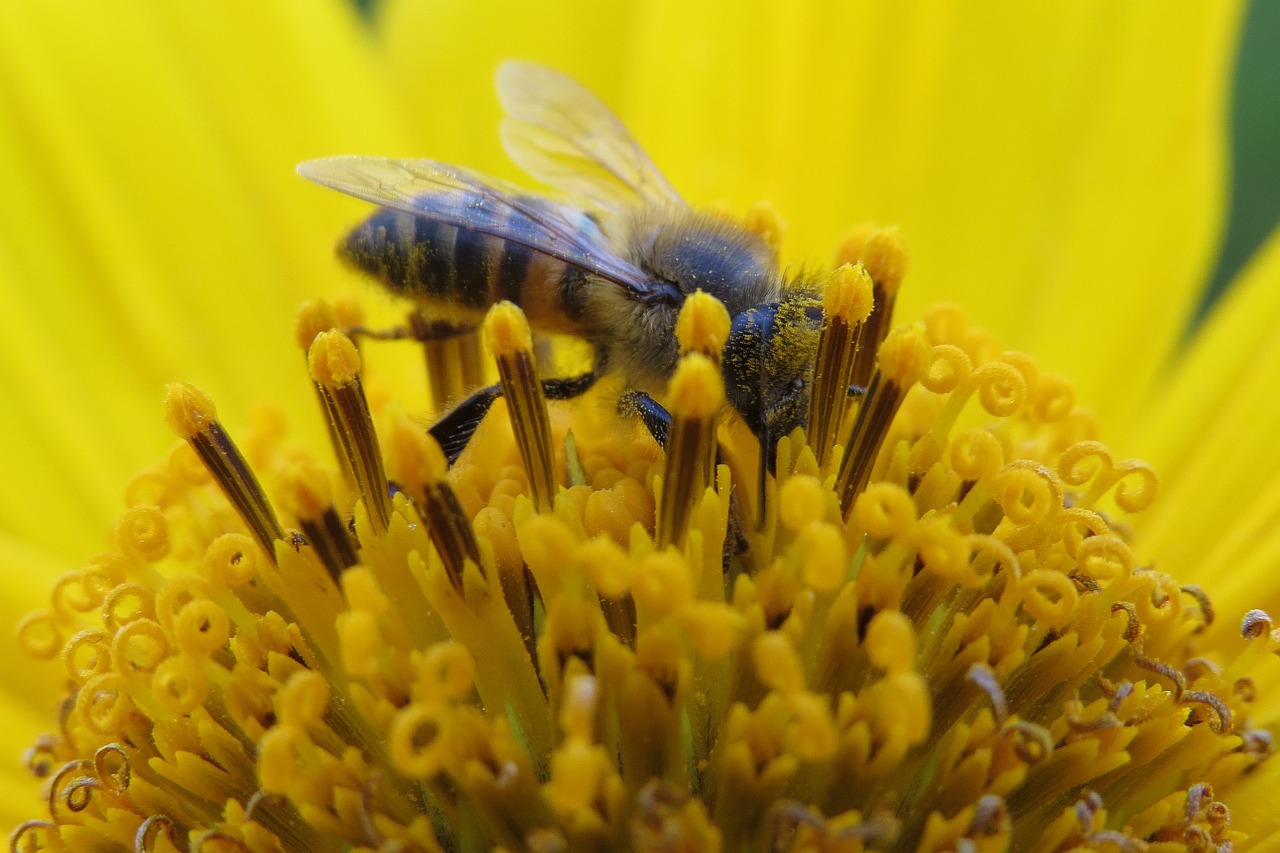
<box><xmin>559</xmin><ymin>265</ymin><xmax>589</xmax><ymax>322</ymax></box>
<box><xmin>496</xmin><ymin>241</ymin><xmax>533</xmax><ymax>306</ymax></box>
<box><xmin>411</xmin><ymin>217</ymin><xmax>456</xmax><ymax>299</ymax></box>
<box><xmin>452</xmin><ymin>227</ymin><xmax>492</xmax><ymax>309</ymax></box>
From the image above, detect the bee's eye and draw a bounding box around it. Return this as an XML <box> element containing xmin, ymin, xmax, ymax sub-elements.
<box><xmin>790</xmin><ymin>378</ymin><xmax>805</xmax><ymax>394</ymax></box>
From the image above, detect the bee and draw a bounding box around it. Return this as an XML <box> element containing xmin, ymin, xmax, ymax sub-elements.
<box><xmin>298</xmin><ymin>62</ymin><xmax>823</xmax><ymax>471</ymax></box>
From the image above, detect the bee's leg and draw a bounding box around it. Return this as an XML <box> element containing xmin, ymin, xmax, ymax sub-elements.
<box><xmin>430</xmin><ymin>369</ymin><xmax>602</xmax><ymax>464</ymax></box>
<box><xmin>542</xmin><ymin>370</ymin><xmax>600</xmax><ymax>401</ymax></box>
<box><xmin>430</xmin><ymin>385</ymin><xmax>504</xmax><ymax>463</ymax></box>
<box><xmin>617</xmin><ymin>390</ymin><xmax>671</xmax><ymax>448</ymax></box>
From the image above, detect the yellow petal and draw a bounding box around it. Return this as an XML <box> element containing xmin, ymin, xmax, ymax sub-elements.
<box><xmin>0</xmin><ymin>0</ymin><xmax>416</xmax><ymax>560</ymax></box>
<box><xmin>1130</xmin><ymin>225</ymin><xmax>1280</xmax><ymax>622</ymax></box>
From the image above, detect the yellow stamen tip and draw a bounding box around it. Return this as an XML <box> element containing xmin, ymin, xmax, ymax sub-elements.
<box><xmin>865</xmin><ymin>610</ymin><xmax>915</xmax><ymax>673</ymax></box>
<box><xmin>824</xmin><ymin>263</ymin><xmax>875</xmax><ymax>324</ymax></box>
<box><xmin>163</xmin><ymin>382</ymin><xmax>217</xmax><ymax>439</ymax></box>
<box><xmin>668</xmin><ymin>353</ymin><xmax>724</xmax><ymax>419</ymax></box>
<box><xmin>753</xmin><ymin>632</ymin><xmax>804</xmax><ymax>695</ymax></box>
<box><xmin>307</xmin><ymin>329</ymin><xmax>362</xmax><ymax>388</ymax></box>
<box><xmin>332</xmin><ymin>294</ymin><xmax>365</xmax><ymax>329</ymax></box>
<box><xmin>483</xmin><ymin>300</ymin><xmax>533</xmax><ymax>357</ymax></box>
<box><xmin>836</xmin><ymin>224</ymin><xmax>908</xmax><ymax>294</ymax></box>
<box><xmin>742</xmin><ymin>200</ymin><xmax>785</xmax><ymax>255</ymax></box>
<box><xmin>388</xmin><ymin>417</ymin><xmax>449</xmax><ymax>487</ymax></box>
<box><xmin>675</xmin><ymin>291</ymin><xmax>732</xmax><ymax>358</ymax></box>
<box><xmin>877</xmin><ymin>324</ymin><xmax>932</xmax><ymax>387</ymax></box>
<box><xmin>294</xmin><ymin>299</ymin><xmax>338</xmax><ymax>351</ymax></box>
<box><xmin>778</xmin><ymin>476</ymin><xmax>826</xmax><ymax>532</ymax></box>
<box><xmin>277</xmin><ymin>458</ymin><xmax>333</xmax><ymax>521</ymax></box>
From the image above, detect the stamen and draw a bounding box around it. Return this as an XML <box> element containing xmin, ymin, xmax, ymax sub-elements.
<box><xmin>409</xmin><ymin>311</ymin><xmax>485</xmax><ymax>410</ymax></box>
<box><xmin>835</xmin><ymin>325</ymin><xmax>932</xmax><ymax>516</ymax></box>
<box><xmin>308</xmin><ymin>330</ymin><xmax>392</xmax><ymax>533</ymax></box>
<box><xmin>387</xmin><ymin>419</ymin><xmax>482</xmax><ymax>593</ymax></box>
<box><xmin>675</xmin><ymin>290</ymin><xmax>731</xmax><ymax>361</ymax></box>
<box><xmin>294</xmin><ymin>301</ymin><xmax>354</xmax><ymax>488</ymax></box>
<box><xmin>806</xmin><ymin>263</ymin><xmax>874</xmax><ymax>467</ymax></box>
<box><xmin>484</xmin><ymin>302</ymin><xmax>556</xmax><ymax>511</ymax></box>
<box><xmin>656</xmin><ymin>354</ymin><xmax>724</xmax><ymax>549</ymax></box>
<box><xmin>836</xmin><ymin>225</ymin><xmax>908</xmax><ymax>389</ymax></box>
<box><xmin>675</xmin><ymin>293</ymin><xmax>731</xmax><ymax>492</ymax></box>
<box><xmin>164</xmin><ymin>382</ymin><xmax>285</xmax><ymax>559</ymax></box>
<box><xmin>277</xmin><ymin>458</ymin><xmax>358</xmax><ymax>581</ymax></box>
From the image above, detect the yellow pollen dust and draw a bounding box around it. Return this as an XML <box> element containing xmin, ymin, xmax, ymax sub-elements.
<box><xmin>163</xmin><ymin>381</ymin><xmax>217</xmax><ymax>438</ymax></box>
<box><xmin>824</xmin><ymin>262</ymin><xmax>875</xmax><ymax>323</ymax></box>
<box><xmin>668</xmin><ymin>352</ymin><xmax>724</xmax><ymax>418</ymax></box>
<box><xmin>307</xmin><ymin>328</ymin><xmax>362</xmax><ymax>387</ymax></box>
<box><xmin>675</xmin><ymin>290</ymin><xmax>732</xmax><ymax>358</ymax></box>
<box><xmin>483</xmin><ymin>299</ymin><xmax>534</xmax><ymax>356</ymax></box>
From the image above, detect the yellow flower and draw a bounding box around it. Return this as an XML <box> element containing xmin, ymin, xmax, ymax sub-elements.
<box><xmin>6</xmin><ymin>0</ymin><xmax>1280</xmax><ymax>849</ymax></box>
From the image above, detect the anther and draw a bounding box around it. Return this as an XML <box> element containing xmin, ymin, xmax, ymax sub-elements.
<box><xmin>308</xmin><ymin>330</ymin><xmax>392</xmax><ymax>533</ymax></box>
<box><xmin>675</xmin><ymin>291</ymin><xmax>731</xmax><ymax>362</ymax></box>
<box><xmin>656</xmin><ymin>354</ymin><xmax>723</xmax><ymax>549</ymax></box>
<box><xmin>484</xmin><ymin>302</ymin><xmax>556</xmax><ymax>512</ymax></box>
<box><xmin>388</xmin><ymin>419</ymin><xmax>481</xmax><ymax>592</ymax></box>
<box><xmin>277</xmin><ymin>459</ymin><xmax>358</xmax><ymax>581</ymax></box>
<box><xmin>807</xmin><ymin>263</ymin><xmax>874</xmax><ymax>467</ymax></box>
<box><xmin>836</xmin><ymin>225</ymin><xmax>908</xmax><ymax>389</ymax></box>
<box><xmin>164</xmin><ymin>383</ymin><xmax>285</xmax><ymax>560</ymax></box>
<box><xmin>295</xmin><ymin>301</ymin><xmax>355</xmax><ymax>488</ymax></box>
<box><xmin>674</xmin><ymin>294</ymin><xmax>730</xmax><ymax>492</ymax></box>
<box><xmin>836</xmin><ymin>325</ymin><xmax>932</xmax><ymax>516</ymax></box>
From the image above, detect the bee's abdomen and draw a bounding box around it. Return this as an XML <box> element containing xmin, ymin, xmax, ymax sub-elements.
<box><xmin>340</xmin><ymin>198</ymin><xmax>590</xmax><ymax>333</ymax></box>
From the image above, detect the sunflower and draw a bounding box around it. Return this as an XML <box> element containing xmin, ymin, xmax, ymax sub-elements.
<box><xmin>5</xmin><ymin>0</ymin><xmax>1280</xmax><ymax>849</ymax></box>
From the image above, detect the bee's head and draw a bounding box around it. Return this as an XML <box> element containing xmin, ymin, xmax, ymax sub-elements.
<box><xmin>721</xmin><ymin>294</ymin><xmax>823</xmax><ymax>471</ymax></box>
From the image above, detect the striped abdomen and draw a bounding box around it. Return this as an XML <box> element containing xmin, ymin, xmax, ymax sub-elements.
<box><xmin>340</xmin><ymin>191</ymin><xmax>593</xmax><ymax>335</ymax></box>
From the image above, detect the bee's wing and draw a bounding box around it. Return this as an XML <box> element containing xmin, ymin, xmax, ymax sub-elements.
<box><xmin>497</xmin><ymin>61</ymin><xmax>684</xmax><ymax>213</ymax></box>
<box><xmin>298</xmin><ymin>156</ymin><xmax>663</xmax><ymax>300</ymax></box>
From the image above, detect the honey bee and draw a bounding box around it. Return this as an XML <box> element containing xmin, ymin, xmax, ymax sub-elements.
<box><xmin>299</xmin><ymin>62</ymin><xmax>823</xmax><ymax>468</ymax></box>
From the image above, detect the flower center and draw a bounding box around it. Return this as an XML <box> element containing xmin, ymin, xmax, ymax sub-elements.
<box><xmin>13</xmin><ymin>225</ymin><xmax>1273</xmax><ymax>853</ymax></box>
